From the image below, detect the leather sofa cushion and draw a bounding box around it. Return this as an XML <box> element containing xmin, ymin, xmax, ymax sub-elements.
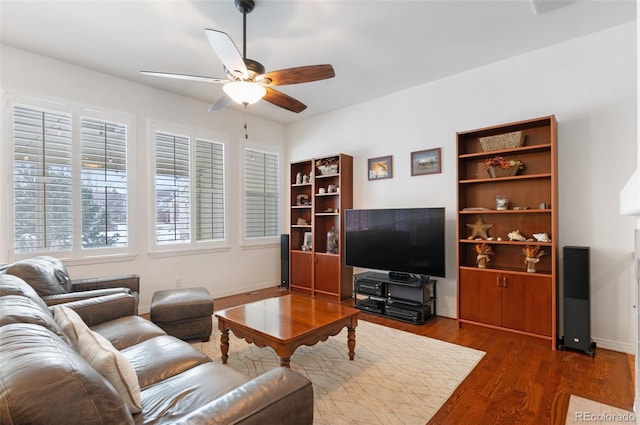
<box><xmin>138</xmin><ymin>362</ymin><xmax>249</xmax><ymax>424</ymax></box>
<box><xmin>0</xmin><ymin>273</ymin><xmax>49</xmax><ymax>311</ymax></box>
<box><xmin>77</xmin><ymin>327</ymin><xmax>142</xmax><ymax>413</ymax></box>
<box><xmin>5</xmin><ymin>256</ymin><xmax>71</xmax><ymax>296</ymax></box>
<box><xmin>92</xmin><ymin>315</ymin><xmax>167</xmax><ymax>350</ymax></box>
<box><xmin>0</xmin><ymin>294</ymin><xmax>70</xmax><ymax>344</ymax></box>
<box><xmin>121</xmin><ymin>335</ymin><xmax>211</xmax><ymax>389</ymax></box>
<box><xmin>0</xmin><ymin>323</ymin><xmax>134</xmax><ymax>425</ymax></box>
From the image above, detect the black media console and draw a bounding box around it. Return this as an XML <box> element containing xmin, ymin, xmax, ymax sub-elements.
<box><xmin>353</xmin><ymin>271</ymin><xmax>436</xmax><ymax>324</ymax></box>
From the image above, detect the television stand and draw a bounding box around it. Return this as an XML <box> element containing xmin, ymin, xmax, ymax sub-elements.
<box><xmin>353</xmin><ymin>271</ymin><xmax>436</xmax><ymax>324</ymax></box>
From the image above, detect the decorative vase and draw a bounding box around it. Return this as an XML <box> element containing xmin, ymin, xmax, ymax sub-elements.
<box><xmin>327</xmin><ymin>227</ymin><xmax>338</xmax><ymax>254</ymax></box>
<box><xmin>477</xmin><ymin>255</ymin><xmax>488</xmax><ymax>268</ymax></box>
<box><xmin>525</xmin><ymin>257</ymin><xmax>539</xmax><ymax>273</ymax></box>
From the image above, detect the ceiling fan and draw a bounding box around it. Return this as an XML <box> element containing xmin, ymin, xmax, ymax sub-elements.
<box><xmin>141</xmin><ymin>0</ymin><xmax>335</xmax><ymax>113</ymax></box>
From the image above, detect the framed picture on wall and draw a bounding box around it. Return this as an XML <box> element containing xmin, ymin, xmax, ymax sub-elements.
<box><xmin>411</xmin><ymin>148</ymin><xmax>441</xmax><ymax>176</ymax></box>
<box><xmin>368</xmin><ymin>155</ymin><xmax>393</xmax><ymax>180</ymax></box>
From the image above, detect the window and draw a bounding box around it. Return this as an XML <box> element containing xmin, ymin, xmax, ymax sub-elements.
<box><xmin>13</xmin><ymin>104</ymin><xmax>73</xmax><ymax>252</ymax></box>
<box><xmin>244</xmin><ymin>148</ymin><xmax>279</xmax><ymax>239</ymax></box>
<box><xmin>11</xmin><ymin>100</ymin><xmax>130</xmax><ymax>256</ymax></box>
<box><xmin>154</xmin><ymin>131</ymin><xmax>190</xmax><ymax>244</ymax></box>
<box><xmin>152</xmin><ymin>128</ymin><xmax>226</xmax><ymax>249</ymax></box>
<box><xmin>195</xmin><ymin>140</ymin><xmax>225</xmax><ymax>241</ymax></box>
<box><xmin>80</xmin><ymin>118</ymin><xmax>128</xmax><ymax>248</ymax></box>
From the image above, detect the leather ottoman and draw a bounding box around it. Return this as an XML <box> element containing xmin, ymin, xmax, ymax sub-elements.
<box><xmin>150</xmin><ymin>287</ymin><xmax>213</xmax><ymax>342</ymax></box>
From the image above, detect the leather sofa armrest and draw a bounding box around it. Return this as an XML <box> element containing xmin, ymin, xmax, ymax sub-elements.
<box><xmin>175</xmin><ymin>367</ymin><xmax>313</xmax><ymax>425</ymax></box>
<box><xmin>71</xmin><ymin>274</ymin><xmax>139</xmax><ymax>293</ymax></box>
<box><xmin>53</xmin><ymin>293</ymin><xmax>137</xmax><ymax>327</ymax></box>
<box><xmin>42</xmin><ymin>288</ymin><xmax>131</xmax><ymax>306</ymax></box>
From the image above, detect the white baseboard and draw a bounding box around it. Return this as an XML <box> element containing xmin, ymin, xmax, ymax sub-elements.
<box><xmin>137</xmin><ymin>281</ymin><xmax>281</xmax><ymax>315</ymax></box>
<box><xmin>590</xmin><ymin>336</ymin><xmax>635</xmax><ymax>355</ymax></box>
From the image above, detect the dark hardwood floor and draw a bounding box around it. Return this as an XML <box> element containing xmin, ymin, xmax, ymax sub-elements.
<box><xmin>212</xmin><ymin>287</ymin><xmax>635</xmax><ymax>425</ymax></box>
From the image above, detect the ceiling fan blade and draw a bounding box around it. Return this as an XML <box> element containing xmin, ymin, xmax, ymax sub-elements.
<box><xmin>263</xmin><ymin>87</ymin><xmax>307</xmax><ymax>113</ymax></box>
<box><xmin>140</xmin><ymin>71</ymin><xmax>228</xmax><ymax>84</ymax></box>
<box><xmin>208</xmin><ymin>95</ymin><xmax>232</xmax><ymax>112</ymax></box>
<box><xmin>204</xmin><ymin>29</ymin><xmax>248</xmax><ymax>79</ymax></box>
<box><xmin>260</xmin><ymin>65</ymin><xmax>335</xmax><ymax>86</ymax></box>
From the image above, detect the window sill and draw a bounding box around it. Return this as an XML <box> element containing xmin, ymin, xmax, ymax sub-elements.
<box><xmin>148</xmin><ymin>245</ymin><xmax>232</xmax><ymax>259</ymax></box>
<box><xmin>56</xmin><ymin>253</ymin><xmax>138</xmax><ymax>267</ymax></box>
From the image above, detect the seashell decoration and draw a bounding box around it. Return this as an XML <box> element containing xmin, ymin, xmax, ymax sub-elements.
<box><xmin>533</xmin><ymin>232</ymin><xmax>551</xmax><ymax>242</ymax></box>
<box><xmin>507</xmin><ymin>230</ymin><xmax>527</xmax><ymax>241</ymax></box>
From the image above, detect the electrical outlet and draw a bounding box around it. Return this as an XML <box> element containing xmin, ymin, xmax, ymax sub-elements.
<box><xmin>176</xmin><ymin>278</ymin><xmax>183</xmax><ymax>288</ymax></box>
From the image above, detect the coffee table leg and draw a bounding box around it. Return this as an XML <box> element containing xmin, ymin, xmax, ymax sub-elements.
<box><xmin>220</xmin><ymin>329</ymin><xmax>229</xmax><ymax>364</ymax></box>
<box><xmin>347</xmin><ymin>326</ymin><xmax>356</xmax><ymax>360</ymax></box>
<box><xmin>280</xmin><ymin>357</ymin><xmax>291</xmax><ymax>368</ymax></box>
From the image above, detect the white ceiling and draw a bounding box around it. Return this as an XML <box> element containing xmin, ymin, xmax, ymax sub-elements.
<box><xmin>0</xmin><ymin>0</ymin><xmax>635</xmax><ymax>124</ymax></box>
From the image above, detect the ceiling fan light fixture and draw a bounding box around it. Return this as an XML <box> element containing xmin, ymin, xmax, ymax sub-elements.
<box><xmin>223</xmin><ymin>81</ymin><xmax>266</xmax><ymax>106</ymax></box>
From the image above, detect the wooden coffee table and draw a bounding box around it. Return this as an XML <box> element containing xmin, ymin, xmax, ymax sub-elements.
<box><xmin>215</xmin><ymin>294</ymin><xmax>359</xmax><ymax>368</ymax></box>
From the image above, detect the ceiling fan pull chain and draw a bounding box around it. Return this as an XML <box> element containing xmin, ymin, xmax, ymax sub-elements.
<box><xmin>244</xmin><ymin>109</ymin><xmax>249</xmax><ymax>141</ymax></box>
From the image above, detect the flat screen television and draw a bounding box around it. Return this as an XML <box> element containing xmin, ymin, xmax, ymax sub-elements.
<box><xmin>344</xmin><ymin>207</ymin><xmax>445</xmax><ymax>279</ymax></box>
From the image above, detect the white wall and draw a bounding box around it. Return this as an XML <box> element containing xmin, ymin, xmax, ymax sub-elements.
<box><xmin>0</xmin><ymin>46</ymin><xmax>287</xmax><ymax>313</ymax></box>
<box><xmin>286</xmin><ymin>22</ymin><xmax>638</xmax><ymax>353</ymax></box>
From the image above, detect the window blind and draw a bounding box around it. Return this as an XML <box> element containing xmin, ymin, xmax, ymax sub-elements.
<box><xmin>80</xmin><ymin>117</ymin><xmax>128</xmax><ymax>248</ymax></box>
<box><xmin>195</xmin><ymin>139</ymin><xmax>225</xmax><ymax>241</ymax></box>
<box><xmin>155</xmin><ymin>131</ymin><xmax>191</xmax><ymax>243</ymax></box>
<box><xmin>244</xmin><ymin>148</ymin><xmax>279</xmax><ymax>238</ymax></box>
<box><xmin>13</xmin><ymin>104</ymin><xmax>73</xmax><ymax>252</ymax></box>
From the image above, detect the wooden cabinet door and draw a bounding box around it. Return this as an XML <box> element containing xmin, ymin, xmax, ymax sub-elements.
<box><xmin>290</xmin><ymin>251</ymin><xmax>312</xmax><ymax>289</ymax></box>
<box><xmin>314</xmin><ymin>253</ymin><xmax>340</xmax><ymax>294</ymax></box>
<box><xmin>459</xmin><ymin>269</ymin><xmax>502</xmax><ymax>327</ymax></box>
<box><xmin>502</xmin><ymin>273</ymin><xmax>553</xmax><ymax>336</ymax></box>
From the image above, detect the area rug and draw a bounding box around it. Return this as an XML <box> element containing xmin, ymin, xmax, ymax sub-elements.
<box><xmin>565</xmin><ymin>395</ymin><xmax>635</xmax><ymax>425</ymax></box>
<box><xmin>192</xmin><ymin>320</ymin><xmax>485</xmax><ymax>425</ymax></box>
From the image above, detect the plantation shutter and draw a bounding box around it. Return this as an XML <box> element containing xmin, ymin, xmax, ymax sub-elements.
<box><xmin>155</xmin><ymin>132</ymin><xmax>191</xmax><ymax>243</ymax></box>
<box><xmin>80</xmin><ymin>118</ymin><xmax>128</xmax><ymax>248</ymax></box>
<box><xmin>195</xmin><ymin>139</ymin><xmax>225</xmax><ymax>241</ymax></box>
<box><xmin>13</xmin><ymin>104</ymin><xmax>73</xmax><ymax>252</ymax></box>
<box><xmin>244</xmin><ymin>148</ymin><xmax>279</xmax><ymax>238</ymax></box>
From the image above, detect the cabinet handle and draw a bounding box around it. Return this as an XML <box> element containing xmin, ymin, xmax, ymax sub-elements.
<box><xmin>503</xmin><ymin>277</ymin><xmax>507</xmax><ymax>288</ymax></box>
<box><xmin>496</xmin><ymin>276</ymin><xmax>501</xmax><ymax>287</ymax></box>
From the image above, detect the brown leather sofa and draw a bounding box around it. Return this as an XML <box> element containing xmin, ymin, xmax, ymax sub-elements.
<box><xmin>0</xmin><ymin>265</ymin><xmax>314</xmax><ymax>424</ymax></box>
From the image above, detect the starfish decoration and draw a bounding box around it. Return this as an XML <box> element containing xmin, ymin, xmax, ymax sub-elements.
<box><xmin>466</xmin><ymin>217</ymin><xmax>493</xmax><ymax>240</ymax></box>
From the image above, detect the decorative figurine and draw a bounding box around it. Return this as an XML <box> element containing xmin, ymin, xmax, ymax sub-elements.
<box><xmin>302</xmin><ymin>174</ymin><xmax>309</xmax><ymax>184</ymax></box>
<box><xmin>296</xmin><ymin>172</ymin><xmax>302</xmax><ymax>185</ymax></box>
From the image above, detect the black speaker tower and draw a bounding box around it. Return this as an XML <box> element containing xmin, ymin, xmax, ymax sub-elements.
<box><xmin>280</xmin><ymin>234</ymin><xmax>289</xmax><ymax>288</ymax></box>
<box><xmin>558</xmin><ymin>246</ymin><xmax>595</xmax><ymax>357</ymax></box>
